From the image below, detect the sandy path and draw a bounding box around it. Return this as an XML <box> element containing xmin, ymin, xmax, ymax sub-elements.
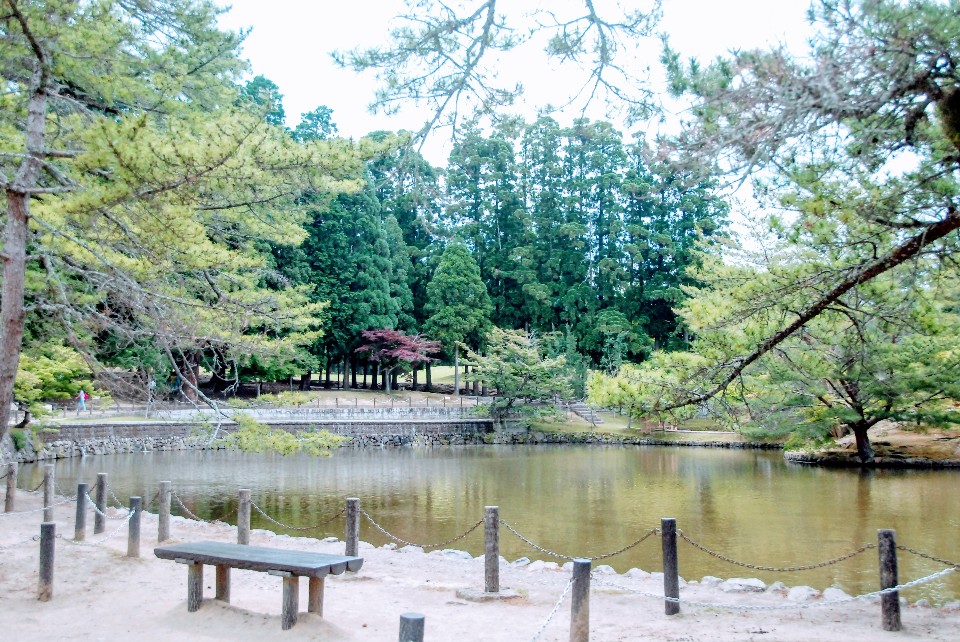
<box><xmin>1</xmin><ymin>489</ymin><xmax>958</xmax><ymax>641</ymax></box>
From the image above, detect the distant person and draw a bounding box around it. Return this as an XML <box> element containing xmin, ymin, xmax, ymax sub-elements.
<box><xmin>77</xmin><ymin>389</ymin><xmax>87</xmax><ymax>412</ymax></box>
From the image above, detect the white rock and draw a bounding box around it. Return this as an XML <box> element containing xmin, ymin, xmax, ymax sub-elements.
<box><xmin>358</xmin><ymin>541</ymin><xmax>375</xmax><ymax>550</ymax></box>
<box><xmin>511</xmin><ymin>557</ymin><xmax>531</xmax><ymax>567</ymax></box>
<box><xmin>914</xmin><ymin>599</ymin><xmax>932</xmax><ymax>608</ymax></box>
<box><xmin>700</xmin><ymin>575</ymin><xmax>723</xmax><ymax>587</ymax></box>
<box><xmin>786</xmin><ymin>586</ymin><xmax>820</xmax><ymax>602</ymax></box>
<box><xmin>561</xmin><ymin>562</ymin><xmax>573</xmax><ymax>572</ymax></box>
<box><xmin>322</xmin><ymin>536</ymin><xmax>339</xmax><ymax>543</ymax></box>
<box><xmin>719</xmin><ymin>578</ymin><xmax>767</xmax><ymax>593</ymax></box>
<box><xmin>766</xmin><ymin>581</ymin><xmax>788</xmax><ymax>593</ymax></box>
<box><xmin>527</xmin><ymin>560</ymin><xmax>548</xmax><ymax>572</ymax></box>
<box><xmin>822</xmin><ymin>587</ymin><xmax>851</xmax><ymax>602</ymax></box>
<box><xmin>593</xmin><ymin>564</ymin><xmax>617</xmax><ymax>575</ymax></box>
<box><xmin>399</xmin><ymin>545</ymin><xmax>424</xmax><ymax>554</ymax></box>
<box><xmin>625</xmin><ymin>568</ymin><xmax>650</xmax><ymax>579</ymax></box>
<box><xmin>381</xmin><ymin>542</ymin><xmax>397</xmax><ymax>550</ymax></box>
<box><xmin>442</xmin><ymin>549</ymin><xmax>473</xmax><ymax>560</ymax></box>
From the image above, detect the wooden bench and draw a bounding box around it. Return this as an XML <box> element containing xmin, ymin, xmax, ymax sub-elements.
<box><xmin>155</xmin><ymin>541</ymin><xmax>363</xmax><ymax>630</ymax></box>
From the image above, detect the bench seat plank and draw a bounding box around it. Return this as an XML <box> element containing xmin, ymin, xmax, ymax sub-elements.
<box><xmin>154</xmin><ymin>541</ymin><xmax>363</xmax><ymax>577</ymax></box>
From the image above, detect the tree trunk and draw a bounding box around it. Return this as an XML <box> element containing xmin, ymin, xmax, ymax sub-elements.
<box><xmin>350</xmin><ymin>357</ymin><xmax>358</xmax><ymax>389</ymax></box>
<box><xmin>426</xmin><ymin>362</ymin><xmax>433</xmax><ymax>392</ymax></box>
<box><xmin>412</xmin><ymin>365</ymin><xmax>419</xmax><ymax>391</ymax></box>
<box><xmin>370</xmin><ymin>361</ymin><xmax>379</xmax><ymax>390</ymax></box>
<box><xmin>852</xmin><ymin>424</ymin><xmax>875</xmax><ymax>464</ymax></box>
<box><xmin>299</xmin><ymin>372</ymin><xmax>311</xmax><ymax>391</ymax></box>
<box><xmin>183</xmin><ymin>360</ymin><xmax>199</xmax><ymax>402</ymax></box>
<box><xmin>324</xmin><ymin>358</ymin><xmax>332</xmax><ymax>389</ymax></box>
<box><xmin>384</xmin><ymin>368</ymin><xmax>392</xmax><ymax>393</ymax></box>
<box><xmin>0</xmin><ymin>73</ymin><xmax>46</xmax><ymax>442</ymax></box>
<box><xmin>454</xmin><ymin>345</ymin><xmax>460</xmax><ymax>396</ymax></box>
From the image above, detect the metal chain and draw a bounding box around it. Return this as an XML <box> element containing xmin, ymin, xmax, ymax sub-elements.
<box><xmin>54</xmin><ymin>480</ymin><xmax>77</xmax><ymax>500</ymax></box>
<box><xmin>591</xmin><ymin>567</ymin><xmax>957</xmax><ymax>612</ymax></box>
<box><xmin>27</xmin><ymin>479</ymin><xmax>44</xmax><ymax>493</ymax></box>
<box><xmin>591</xmin><ymin>528</ymin><xmax>660</xmax><ymax>561</ymax></box>
<box><xmin>172</xmin><ymin>492</ymin><xmax>237</xmax><ymax>523</ymax></box>
<box><xmin>0</xmin><ymin>497</ymin><xmax>73</xmax><ymax>517</ymax></box>
<box><xmin>499</xmin><ymin>521</ymin><xmax>658</xmax><ymax>561</ymax></box>
<box><xmin>251</xmin><ymin>501</ymin><xmax>346</xmax><ymax>531</ymax></box>
<box><xmin>897</xmin><ymin>545</ymin><xmax>960</xmax><ymax>569</ymax></box>
<box><xmin>0</xmin><ymin>534</ymin><xmax>40</xmax><ymax>550</ymax></box>
<box><xmin>677</xmin><ymin>531</ymin><xmax>876</xmax><ymax>572</ymax></box>
<box><xmin>85</xmin><ymin>492</ymin><xmax>130</xmax><ymax>520</ymax></box>
<box><xmin>360</xmin><ymin>509</ymin><xmax>484</xmax><ymax>549</ymax></box>
<box><xmin>66</xmin><ymin>509</ymin><xmax>137</xmax><ymax>547</ymax></box>
<box><xmin>529</xmin><ymin>578</ymin><xmax>574</xmax><ymax>642</ymax></box>
<box><xmin>107</xmin><ymin>487</ymin><xmax>125</xmax><ymax>508</ymax></box>
<box><xmin>0</xmin><ymin>471</ymin><xmax>7</xmax><ymax>481</ymax></box>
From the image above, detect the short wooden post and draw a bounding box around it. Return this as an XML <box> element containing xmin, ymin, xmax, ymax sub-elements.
<box><xmin>345</xmin><ymin>497</ymin><xmax>360</xmax><ymax>557</ymax></box>
<box><xmin>238</xmin><ymin>489</ymin><xmax>251</xmax><ymax>545</ymax></box>
<box><xmin>93</xmin><ymin>473</ymin><xmax>107</xmax><ymax>534</ymax></box>
<box><xmin>74</xmin><ymin>483</ymin><xmax>88</xmax><ymax>541</ymax></box>
<box><xmin>484</xmin><ymin>506</ymin><xmax>500</xmax><ymax>593</ymax></box>
<box><xmin>878</xmin><ymin>529</ymin><xmax>901</xmax><ymax>631</ymax></box>
<box><xmin>275</xmin><ymin>572</ymin><xmax>299</xmax><ymax>630</ymax></box>
<box><xmin>215</xmin><ymin>565</ymin><xmax>230</xmax><ymax>602</ymax></box>
<box><xmin>308</xmin><ymin>577</ymin><xmax>324</xmax><ymax>615</ymax></box>
<box><xmin>127</xmin><ymin>496</ymin><xmax>141</xmax><ymax>558</ymax></box>
<box><xmin>38</xmin><ymin>522</ymin><xmax>55</xmax><ymax>601</ymax></box>
<box><xmin>4</xmin><ymin>461</ymin><xmax>15</xmax><ymax>512</ymax></box>
<box><xmin>43</xmin><ymin>464</ymin><xmax>54</xmax><ymax>522</ymax></box>
<box><xmin>186</xmin><ymin>561</ymin><xmax>203</xmax><ymax>612</ymax></box>
<box><xmin>662</xmin><ymin>517</ymin><xmax>680</xmax><ymax>615</ymax></box>
<box><xmin>158</xmin><ymin>481</ymin><xmax>171</xmax><ymax>542</ymax></box>
<box><xmin>398</xmin><ymin>612</ymin><xmax>425</xmax><ymax>642</ymax></box>
<box><xmin>570</xmin><ymin>558</ymin><xmax>591</xmax><ymax>642</ymax></box>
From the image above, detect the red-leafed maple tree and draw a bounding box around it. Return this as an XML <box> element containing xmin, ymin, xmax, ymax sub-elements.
<box><xmin>355</xmin><ymin>329</ymin><xmax>441</xmax><ymax>393</ymax></box>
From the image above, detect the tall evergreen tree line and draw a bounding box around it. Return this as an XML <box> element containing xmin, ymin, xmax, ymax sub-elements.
<box><xmin>264</xmin><ymin>112</ymin><xmax>727</xmax><ymax>389</ymax></box>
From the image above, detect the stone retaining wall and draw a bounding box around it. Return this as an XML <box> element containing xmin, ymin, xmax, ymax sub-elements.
<box><xmin>6</xmin><ymin>420</ymin><xmax>781</xmax><ymax>463</ymax></box>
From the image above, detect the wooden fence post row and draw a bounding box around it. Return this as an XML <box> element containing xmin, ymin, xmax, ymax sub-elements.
<box><xmin>75</xmin><ymin>483</ymin><xmax>88</xmax><ymax>542</ymax></box>
<box><xmin>345</xmin><ymin>497</ymin><xmax>360</xmax><ymax>557</ymax></box>
<box><xmin>38</xmin><ymin>522</ymin><xmax>55</xmax><ymax>602</ymax></box>
<box><xmin>4</xmin><ymin>462</ymin><xmax>16</xmax><ymax>512</ymax></box>
<box><xmin>238</xmin><ymin>489</ymin><xmax>251</xmax><ymax>545</ymax></box>
<box><xmin>878</xmin><ymin>529</ymin><xmax>901</xmax><ymax>631</ymax></box>
<box><xmin>484</xmin><ymin>506</ymin><xmax>499</xmax><ymax>593</ymax></box>
<box><xmin>661</xmin><ymin>517</ymin><xmax>680</xmax><ymax>615</ymax></box>
<box><xmin>158</xmin><ymin>481</ymin><xmax>171</xmax><ymax>543</ymax></box>
<box><xmin>94</xmin><ymin>472</ymin><xmax>107</xmax><ymax>534</ymax></box>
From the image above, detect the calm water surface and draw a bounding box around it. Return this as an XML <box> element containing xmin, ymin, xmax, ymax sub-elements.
<box><xmin>20</xmin><ymin>445</ymin><xmax>960</xmax><ymax>603</ymax></box>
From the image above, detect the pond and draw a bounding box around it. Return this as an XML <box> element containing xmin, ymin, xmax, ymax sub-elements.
<box><xmin>19</xmin><ymin>445</ymin><xmax>960</xmax><ymax>604</ymax></box>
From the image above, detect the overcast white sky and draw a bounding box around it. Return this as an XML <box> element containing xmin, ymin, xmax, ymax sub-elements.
<box><xmin>217</xmin><ymin>1</ymin><xmax>813</xmax><ymax>165</ymax></box>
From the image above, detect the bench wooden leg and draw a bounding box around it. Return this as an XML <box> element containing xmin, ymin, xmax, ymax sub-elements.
<box><xmin>187</xmin><ymin>562</ymin><xmax>203</xmax><ymax>612</ymax></box>
<box><xmin>308</xmin><ymin>577</ymin><xmax>324</xmax><ymax>616</ymax></box>
<box><xmin>281</xmin><ymin>575</ymin><xmax>299</xmax><ymax>630</ymax></box>
<box><xmin>215</xmin><ymin>565</ymin><xmax>230</xmax><ymax>603</ymax></box>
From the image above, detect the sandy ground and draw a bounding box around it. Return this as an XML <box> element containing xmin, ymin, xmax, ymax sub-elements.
<box><xmin>1</xmin><ymin>489</ymin><xmax>959</xmax><ymax>642</ymax></box>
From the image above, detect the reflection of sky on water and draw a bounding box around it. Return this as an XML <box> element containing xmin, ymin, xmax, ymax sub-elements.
<box><xmin>21</xmin><ymin>446</ymin><xmax>960</xmax><ymax>604</ymax></box>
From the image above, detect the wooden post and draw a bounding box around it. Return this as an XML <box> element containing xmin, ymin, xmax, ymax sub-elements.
<box><xmin>74</xmin><ymin>483</ymin><xmax>88</xmax><ymax>541</ymax></box>
<box><xmin>158</xmin><ymin>481</ymin><xmax>171</xmax><ymax>542</ymax></box>
<box><xmin>38</xmin><ymin>522</ymin><xmax>55</xmax><ymax>601</ymax></box>
<box><xmin>570</xmin><ymin>558</ymin><xmax>591</xmax><ymax>642</ymax></box>
<box><xmin>127</xmin><ymin>496</ymin><xmax>141</xmax><ymax>558</ymax></box>
<box><xmin>662</xmin><ymin>517</ymin><xmax>680</xmax><ymax>615</ymax></box>
<box><xmin>345</xmin><ymin>497</ymin><xmax>359</xmax><ymax>557</ymax></box>
<box><xmin>308</xmin><ymin>577</ymin><xmax>324</xmax><ymax>615</ymax></box>
<box><xmin>216</xmin><ymin>565</ymin><xmax>230</xmax><ymax>603</ymax></box>
<box><xmin>4</xmin><ymin>461</ymin><xmax>15</xmax><ymax>512</ymax></box>
<box><xmin>271</xmin><ymin>571</ymin><xmax>299</xmax><ymax>630</ymax></box>
<box><xmin>93</xmin><ymin>473</ymin><xmax>107</xmax><ymax>534</ymax></box>
<box><xmin>238</xmin><ymin>489</ymin><xmax>251</xmax><ymax>545</ymax></box>
<box><xmin>878</xmin><ymin>529</ymin><xmax>901</xmax><ymax>631</ymax></box>
<box><xmin>186</xmin><ymin>561</ymin><xmax>203</xmax><ymax>612</ymax></box>
<box><xmin>398</xmin><ymin>612</ymin><xmax>425</xmax><ymax>642</ymax></box>
<box><xmin>43</xmin><ymin>464</ymin><xmax>54</xmax><ymax>522</ymax></box>
<box><xmin>484</xmin><ymin>506</ymin><xmax>500</xmax><ymax>593</ymax></box>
